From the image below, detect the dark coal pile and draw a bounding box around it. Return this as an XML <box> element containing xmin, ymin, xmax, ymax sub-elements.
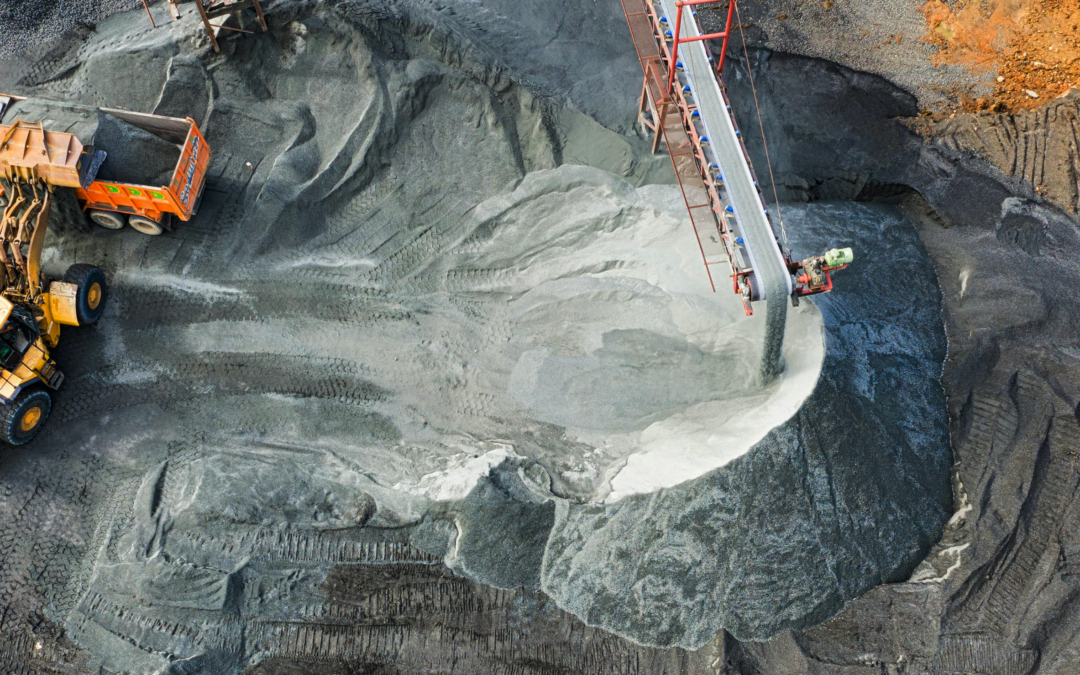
<box><xmin>707</xmin><ymin>33</ymin><xmax>1080</xmax><ymax>674</ymax></box>
<box><xmin>93</xmin><ymin>115</ymin><xmax>179</xmax><ymax>186</ymax></box>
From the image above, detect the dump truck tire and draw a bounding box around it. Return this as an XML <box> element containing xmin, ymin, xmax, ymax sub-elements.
<box><xmin>0</xmin><ymin>388</ymin><xmax>52</xmax><ymax>446</ymax></box>
<box><xmin>63</xmin><ymin>264</ymin><xmax>107</xmax><ymax>326</ymax></box>
<box><xmin>128</xmin><ymin>215</ymin><xmax>164</xmax><ymax>236</ymax></box>
<box><xmin>89</xmin><ymin>210</ymin><xmax>125</xmax><ymax>230</ymax></box>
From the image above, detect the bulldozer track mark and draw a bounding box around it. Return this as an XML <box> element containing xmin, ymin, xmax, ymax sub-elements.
<box><xmin>934</xmin><ymin>99</ymin><xmax>1080</xmax><ymax>215</ymax></box>
<box><xmin>299</xmin><ymin>561</ymin><xmax>660</xmax><ymax>675</ymax></box>
<box><xmin>443</xmin><ymin>266</ymin><xmax>516</xmax><ymax>291</ymax></box>
<box><xmin>0</xmin><ymin>632</ymin><xmax>39</xmax><ymax>672</ymax></box>
<box><xmin>101</xmin><ymin>476</ymin><xmax>145</xmax><ymax>567</ymax></box>
<box><xmin>256</xmin><ymin>535</ymin><xmax>439</xmax><ymax>565</ymax></box>
<box><xmin>290</xmin><ymin>581</ymin><xmax>481</xmax><ymax>626</ymax></box>
<box><xmin>16</xmin><ymin>28</ymin><xmax>96</xmax><ymax>88</ymax></box>
<box><xmin>319</xmin><ymin>171</ymin><xmax>405</xmax><ymax>245</ymax></box>
<box><xmin>369</xmin><ymin>224</ymin><xmax>442</xmax><ymax>284</ymax></box>
<box><xmin>959</xmin><ymin>414</ymin><xmax>1080</xmax><ymax>634</ymax></box>
<box><xmin>247</xmin><ymin>622</ymin><xmax>408</xmax><ymax>663</ymax></box>
<box><xmin>59</xmin><ymin>470</ymin><xmax>142</xmax><ymax>615</ymax></box>
<box><xmin>54</xmin><ymin>354</ymin><xmax>388</xmax><ymax>424</ymax></box>
<box><xmin>112</xmin><ymin>282</ymin><xmax>413</xmax><ymax>329</ymax></box>
<box><xmin>365</xmin><ymin>196</ymin><xmax>473</xmax><ymax>286</ymax></box>
<box><xmin>454</xmin><ymin>391</ymin><xmax>498</xmax><ymax>417</ymax></box>
<box><xmin>165</xmin><ymin>530</ymin><xmax>253</xmax><ymax>568</ymax></box>
<box><xmin>955</xmin><ymin>381</ymin><xmax>1025</xmax><ymax>512</ymax></box>
<box><xmin>246</xmin><ymin>621</ymin><xmax>645</xmax><ymax>674</ymax></box>
<box><xmin>176</xmin><ymin>153</ymin><xmax>263</xmax><ymax>247</ymax></box>
<box><xmin>0</xmin><ymin>448</ymin><xmax>132</xmax><ymax>671</ymax></box>
<box><xmin>77</xmin><ymin>592</ymin><xmax>242</xmax><ymax>654</ymax></box>
<box><xmin>929</xmin><ymin>633</ymin><xmax>1038</xmax><ymax>675</ymax></box>
<box><xmin>167</xmin><ymin>528</ymin><xmax>439</xmax><ymax>567</ymax></box>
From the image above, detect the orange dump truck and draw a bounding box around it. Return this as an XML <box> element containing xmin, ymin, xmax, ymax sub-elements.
<box><xmin>0</xmin><ymin>93</ymin><xmax>210</xmax><ymax>235</ymax></box>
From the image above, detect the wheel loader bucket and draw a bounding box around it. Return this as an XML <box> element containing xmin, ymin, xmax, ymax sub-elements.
<box><xmin>0</xmin><ymin>119</ymin><xmax>98</xmax><ymax>189</ymax></box>
<box><xmin>48</xmin><ymin>281</ymin><xmax>80</xmax><ymax>326</ymax></box>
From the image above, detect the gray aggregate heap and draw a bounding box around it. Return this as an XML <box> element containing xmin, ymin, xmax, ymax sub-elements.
<box><xmin>0</xmin><ymin>0</ymin><xmax>141</xmax><ymax>74</ymax></box>
<box><xmin>540</xmin><ymin>200</ymin><xmax>951</xmax><ymax>645</ymax></box>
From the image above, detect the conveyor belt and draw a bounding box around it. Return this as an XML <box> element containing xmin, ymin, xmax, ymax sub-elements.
<box><xmin>655</xmin><ymin>0</ymin><xmax>790</xmax><ymax>378</ymax></box>
<box><xmin>621</xmin><ymin>0</ymin><xmax>791</xmax><ymax>379</ymax></box>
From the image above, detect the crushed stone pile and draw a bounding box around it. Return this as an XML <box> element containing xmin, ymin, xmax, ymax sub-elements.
<box><xmin>0</xmin><ymin>0</ymin><xmax>140</xmax><ymax>59</ymax></box>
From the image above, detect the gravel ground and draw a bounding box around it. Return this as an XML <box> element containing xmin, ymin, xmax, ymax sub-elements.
<box><xmin>0</xmin><ymin>0</ymin><xmax>954</xmax><ymax>670</ymax></box>
<box><xmin>699</xmin><ymin>0</ymin><xmax>988</xmax><ymax>111</ymax></box>
<box><xmin>0</xmin><ymin>0</ymin><xmax>141</xmax><ymax>57</ymax></box>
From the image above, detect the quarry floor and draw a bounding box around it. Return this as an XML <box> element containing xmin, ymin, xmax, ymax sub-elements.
<box><xmin>0</xmin><ymin>1</ymin><xmax>1078</xmax><ymax>674</ymax></box>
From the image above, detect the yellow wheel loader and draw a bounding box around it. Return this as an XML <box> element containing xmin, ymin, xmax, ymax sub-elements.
<box><xmin>0</xmin><ymin>93</ymin><xmax>216</xmax><ymax>445</ymax></box>
<box><xmin>0</xmin><ymin>150</ymin><xmax>108</xmax><ymax>446</ymax></box>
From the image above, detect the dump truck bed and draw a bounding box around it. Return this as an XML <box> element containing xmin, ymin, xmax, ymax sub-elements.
<box><xmin>0</xmin><ymin>94</ymin><xmax>210</xmax><ymax>223</ymax></box>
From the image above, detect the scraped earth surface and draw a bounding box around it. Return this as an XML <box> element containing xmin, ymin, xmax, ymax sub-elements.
<box><xmin>0</xmin><ymin>1</ymin><xmax>959</xmax><ymax>673</ymax></box>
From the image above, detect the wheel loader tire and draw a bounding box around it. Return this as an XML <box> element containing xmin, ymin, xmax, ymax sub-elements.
<box><xmin>63</xmin><ymin>264</ymin><xmax>107</xmax><ymax>326</ymax></box>
<box><xmin>128</xmin><ymin>215</ymin><xmax>164</xmax><ymax>236</ymax></box>
<box><xmin>89</xmin><ymin>210</ymin><xmax>125</xmax><ymax>230</ymax></box>
<box><xmin>0</xmin><ymin>388</ymin><xmax>52</xmax><ymax>446</ymax></box>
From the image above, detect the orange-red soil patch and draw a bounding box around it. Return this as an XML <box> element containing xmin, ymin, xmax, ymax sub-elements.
<box><xmin>921</xmin><ymin>0</ymin><xmax>1080</xmax><ymax>112</ymax></box>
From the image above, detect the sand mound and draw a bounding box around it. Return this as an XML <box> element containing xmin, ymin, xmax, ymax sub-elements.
<box><xmin>415</xmin><ymin>167</ymin><xmax>824</xmax><ymax>501</ymax></box>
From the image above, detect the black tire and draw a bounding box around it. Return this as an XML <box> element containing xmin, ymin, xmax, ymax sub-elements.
<box><xmin>128</xmin><ymin>214</ymin><xmax>164</xmax><ymax>236</ymax></box>
<box><xmin>63</xmin><ymin>264</ymin><xmax>107</xmax><ymax>326</ymax></box>
<box><xmin>0</xmin><ymin>388</ymin><xmax>51</xmax><ymax>446</ymax></box>
<box><xmin>88</xmin><ymin>210</ymin><xmax>125</xmax><ymax>230</ymax></box>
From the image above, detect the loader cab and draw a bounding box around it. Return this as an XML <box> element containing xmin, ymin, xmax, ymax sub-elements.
<box><xmin>0</xmin><ymin>306</ymin><xmax>38</xmax><ymax>371</ymax></box>
<box><xmin>0</xmin><ymin>295</ymin><xmax>58</xmax><ymax>447</ymax></box>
